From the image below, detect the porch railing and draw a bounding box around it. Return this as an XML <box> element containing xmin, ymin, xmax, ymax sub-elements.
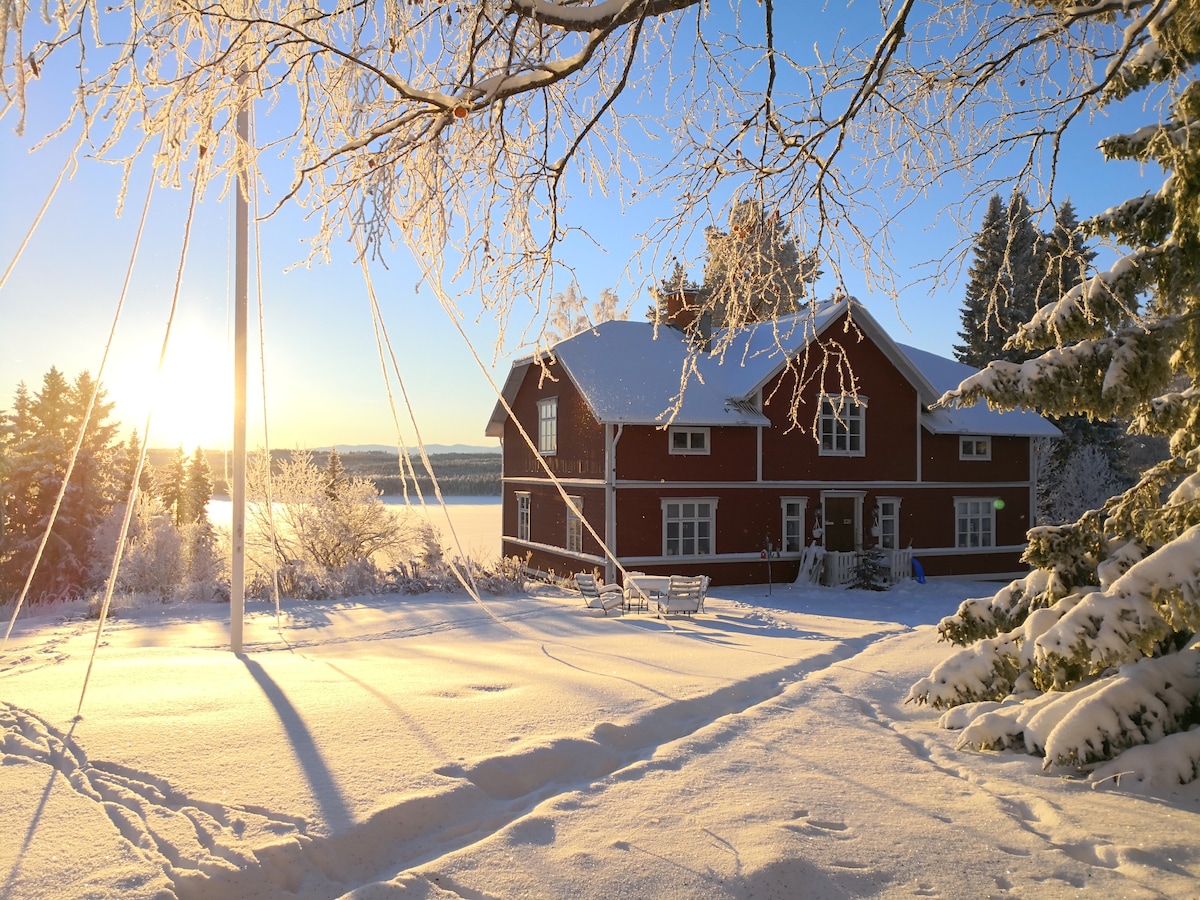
<box><xmin>821</xmin><ymin>548</ymin><xmax>914</xmax><ymax>587</ymax></box>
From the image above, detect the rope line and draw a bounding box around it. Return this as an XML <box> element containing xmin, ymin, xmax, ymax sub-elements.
<box><xmin>0</xmin><ymin>135</ymin><xmax>82</xmax><ymax>295</ymax></box>
<box><xmin>75</xmin><ymin>162</ymin><xmax>207</xmax><ymax>716</ymax></box>
<box><xmin>353</xmin><ymin>246</ymin><xmax>514</xmax><ymax>630</ymax></box>
<box><xmin>1</xmin><ymin>157</ymin><xmax>154</xmax><ymax>653</ymax></box>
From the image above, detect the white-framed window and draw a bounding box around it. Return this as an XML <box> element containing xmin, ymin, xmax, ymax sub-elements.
<box><xmin>516</xmin><ymin>492</ymin><xmax>531</xmax><ymax>541</ymax></box>
<box><xmin>960</xmin><ymin>436</ymin><xmax>991</xmax><ymax>460</ymax></box>
<box><xmin>819</xmin><ymin>395</ymin><xmax>866</xmax><ymax>456</ymax></box>
<box><xmin>662</xmin><ymin>499</ymin><xmax>716</xmax><ymax>556</ymax></box>
<box><xmin>538</xmin><ymin>397</ymin><xmax>558</xmax><ymax>455</ymax></box>
<box><xmin>781</xmin><ymin>497</ymin><xmax>808</xmax><ymax>553</ymax></box>
<box><xmin>876</xmin><ymin>497</ymin><xmax>900</xmax><ymax>550</ymax></box>
<box><xmin>669</xmin><ymin>426</ymin><xmax>710</xmax><ymax>455</ymax></box>
<box><xmin>566</xmin><ymin>495</ymin><xmax>583</xmax><ymax>553</ymax></box>
<box><xmin>956</xmin><ymin>497</ymin><xmax>996</xmax><ymax>548</ymax></box>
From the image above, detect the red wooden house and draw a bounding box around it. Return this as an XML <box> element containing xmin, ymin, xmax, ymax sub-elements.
<box><xmin>485</xmin><ymin>297</ymin><xmax>1058</xmax><ymax>586</ymax></box>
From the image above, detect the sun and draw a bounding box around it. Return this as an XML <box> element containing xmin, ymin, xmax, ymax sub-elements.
<box><xmin>114</xmin><ymin>321</ymin><xmax>235</xmax><ymax>452</ymax></box>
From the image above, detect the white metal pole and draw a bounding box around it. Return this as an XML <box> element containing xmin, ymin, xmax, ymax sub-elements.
<box><xmin>231</xmin><ymin>75</ymin><xmax>249</xmax><ymax>654</ymax></box>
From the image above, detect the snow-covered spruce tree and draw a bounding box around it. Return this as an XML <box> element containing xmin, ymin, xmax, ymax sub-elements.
<box><xmin>911</xmin><ymin>13</ymin><xmax>1200</xmax><ymax>784</ymax></box>
<box><xmin>0</xmin><ymin>369</ymin><xmax>121</xmax><ymax>603</ymax></box>
<box><xmin>954</xmin><ymin>192</ymin><xmax>1043</xmax><ymax>368</ymax></box>
<box><xmin>158</xmin><ymin>446</ymin><xmax>189</xmax><ymax>527</ymax></box>
<box><xmin>957</xmin><ymin>194</ymin><xmax>1128</xmax><ymax>512</ymax></box>
<box><xmin>185</xmin><ymin>447</ymin><xmax>214</xmax><ymax>525</ymax></box>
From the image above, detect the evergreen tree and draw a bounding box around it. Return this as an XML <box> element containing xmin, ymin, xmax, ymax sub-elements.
<box><xmin>954</xmin><ymin>192</ymin><xmax>1043</xmax><ymax>367</ymax></box>
<box><xmin>912</xmin><ymin>15</ymin><xmax>1200</xmax><ymax>783</ymax></box>
<box><xmin>324</xmin><ymin>447</ymin><xmax>347</xmax><ymax>501</ymax></box>
<box><xmin>956</xmin><ymin>194</ymin><xmax>1128</xmax><ymax>498</ymax></box>
<box><xmin>0</xmin><ymin>369</ymin><xmax>122</xmax><ymax>601</ymax></box>
<box><xmin>159</xmin><ymin>446</ymin><xmax>189</xmax><ymax>526</ymax></box>
<box><xmin>1039</xmin><ymin>199</ymin><xmax>1096</xmax><ymax>305</ymax></box>
<box><xmin>185</xmin><ymin>447</ymin><xmax>214</xmax><ymax>523</ymax></box>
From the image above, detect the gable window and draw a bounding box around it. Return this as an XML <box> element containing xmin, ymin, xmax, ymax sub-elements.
<box><xmin>876</xmin><ymin>497</ymin><xmax>900</xmax><ymax>550</ymax></box>
<box><xmin>819</xmin><ymin>395</ymin><xmax>866</xmax><ymax>456</ymax></box>
<box><xmin>538</xmin><ymin>397</ymin><xmax>558</xmax><ymax>455</ymax></box>
<box><xmin>663</xmin><ymin>499</ymin><xmax>716</xmax><ymax>556</ymax></box>
<box><xmin>956</xmin><ymin>498</ymin><xmax>995</xmax><ymax>548</ymax></box>
<box><xmin>566</xmin><ymin>496</ymin><xmax>583</xmax><ymax>553</ymax></box>
<box><xmin>669</xmin><ymin>426</ymin><xmax>710</xmax><ymax>455</ymax></box>
<box><xmin>516</xmin><ymin>492</ymin><xmax>531</xmax><ymax>541</ymax></box>
<box><xmin>781</xmin><ymin>498</ymin><xmax>808</xmax><ymax>553</ymax></box>
<box><xmin>960</xmin><ymin>436</ymin><xmax>991</xmax><ymax>460</ymax></box>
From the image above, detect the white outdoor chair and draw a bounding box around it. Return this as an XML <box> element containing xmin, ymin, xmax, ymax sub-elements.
<box><xmin>658</xmin><ymin>575</ymin><xmax>705</xmax><ymax>616</ymax></box>
<box><xmin>575</xmin><ymin>573</ymin><xmax>624</xmax><ymax>615</ymax></box>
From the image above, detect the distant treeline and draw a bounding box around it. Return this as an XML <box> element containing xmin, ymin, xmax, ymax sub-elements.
<box><xmin>146</xmin><ymin>449</ymin><xmax>501</xmax><ymax>497</ymax></box>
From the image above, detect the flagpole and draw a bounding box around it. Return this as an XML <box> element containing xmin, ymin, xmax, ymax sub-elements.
<box><xmin>231</xmin><ymin>72</ymin><xmax>248</xmax><ymax>653</ymax></box>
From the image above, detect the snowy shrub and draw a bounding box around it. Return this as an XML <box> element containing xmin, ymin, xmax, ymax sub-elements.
<box><xmin>1091</xmin><ymin>727</ymin><xmax>1200</xmax><ymax>790</ymax></box>
<box><xmin>911</xmin><ymin>598</ymin><xmax>1077</xmax><ymax>708</ymax></box>
<box><xmin>937</xmin><ymin>568</ymin><xmax>1060</xmax><ymax>645</ymax></box>
<box><xmin>1022</xmin><ymin>511</ymin><xmax>1108</xmax><ymax>593</ymax></box>
<box><xmin>87</xmin><ymin>495</ymin><xmax>228</xmax><ymax>603</ymax></box>
<box><xmin>909</xmin><ymin>632</ymin><xmax>1024</xmax><ymax>708</ymax></box>
<box><xmin>1030</xmin><ymin>590</ymin><xmax>1172</xmax><ymax>691</ymax></box>
<box><xmin>953</xmin><ymin>646</ymin><xmax>1200</xmax><ymax>774</ymax></box>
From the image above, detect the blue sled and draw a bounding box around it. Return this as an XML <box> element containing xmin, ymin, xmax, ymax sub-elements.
<box><xmin>912</xmin><ymin>558</ymin><xmax>926</xmax><ymax>584</ymax></box>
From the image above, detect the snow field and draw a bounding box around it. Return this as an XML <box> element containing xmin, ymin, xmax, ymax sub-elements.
<box><xmin>1</xmin><ymin>581</ymin><xmax>1198</xmax><ymax>898</ymax></box>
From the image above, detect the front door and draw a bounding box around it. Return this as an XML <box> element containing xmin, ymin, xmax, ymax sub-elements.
<box><xmin>824</xmin><ymin>497</ymin><xmax>857</xmax><ymax>552</ymax></box>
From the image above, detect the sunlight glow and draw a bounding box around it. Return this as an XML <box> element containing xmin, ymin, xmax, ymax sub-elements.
<box><xmin>116</xmin><ymin>320</ymin><xmax>235</xmax><ymax>452</ymax></box>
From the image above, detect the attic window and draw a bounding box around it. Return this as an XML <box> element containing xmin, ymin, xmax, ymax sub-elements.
<box><xmin>669</xmin><ymin>427</ymin><xmax>710</xmax><ymax>455</ymax></box>
<box><xmin>818</xmin><ymin>395</ymin><xmax>865</xmax><ymax>457</ymax></box>
<box><xmin>960</xmin><ymin>436</ymin><xmax>991</xmax><ymax>460</ymax></box>
<box><xmin>538</xmin><ymin>397</ymin><xmax>558</xmax><ymax>455</ymax></box>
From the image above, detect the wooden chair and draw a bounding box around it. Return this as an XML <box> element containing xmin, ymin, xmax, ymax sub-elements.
<box><xmin>575</xmin><ymin>573</ymin><xmax>624</xmax><ymax>615</ymax></box>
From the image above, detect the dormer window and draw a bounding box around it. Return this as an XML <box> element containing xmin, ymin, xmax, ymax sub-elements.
<box><xmin>669</xmin><ymin>427</ymin><xmax>710</xmax><ymax>455</ymax></box>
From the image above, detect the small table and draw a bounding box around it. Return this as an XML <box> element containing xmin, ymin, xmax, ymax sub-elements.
<box><xmin>624</xmin><ymin>574</ymin><xmax>670</xmax><ymax>613</ymax></box>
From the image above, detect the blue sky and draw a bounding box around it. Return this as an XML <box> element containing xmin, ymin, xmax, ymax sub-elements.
<box><xmin>0</xmin><ymin>6</ymin><xmax>1158</xmax><ymax>452</ymax></box>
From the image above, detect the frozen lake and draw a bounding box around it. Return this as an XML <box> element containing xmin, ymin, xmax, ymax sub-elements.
<box><xmin>207</xmin><ymin>496</ymin><xmax>503</xmax><ymax>559</ymax></box>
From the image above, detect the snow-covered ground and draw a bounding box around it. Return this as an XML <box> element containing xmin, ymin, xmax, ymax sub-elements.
<box><xmin>2</xmin><ymin>578</ymin><xmax>1198</xmax><ymax>899</ymax></box>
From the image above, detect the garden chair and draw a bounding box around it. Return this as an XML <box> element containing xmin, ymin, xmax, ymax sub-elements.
<box><xmin>575</xmin><ymin>573</ymin><xmax>624</xmax><ymax>615</ymax></box>
<box><xmin>657</xmin><ymin>575</ymin><xmax>705</xmax><ymax>616</ymax></box>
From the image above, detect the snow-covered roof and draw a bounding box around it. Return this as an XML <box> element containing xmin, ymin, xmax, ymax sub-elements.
<box><xmin>899</xmin><ymin>343</ymin><xmax>1062</xmax><ymax>438</ymax></box>
<box><xmin>486</xmin><ymin>300</ymin><xmax>1059</xmax><ymax>439</ymax></box>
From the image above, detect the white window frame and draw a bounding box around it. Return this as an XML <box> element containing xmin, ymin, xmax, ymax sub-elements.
<box><xmin>538</xmin><ymin>397</ymin><xmax>558</xmax><ymax>455</ymax></box>
<box><xmin>662</xmin><ymin>498</ymin><xmax>717</xmax><ymax>557</ymax></box>
<box><xmin>780</xmin><ymin>497</ymin><xmax>808</xmax><ymax>554</ymax></box>
<box><xmin>959</xmin><ymin>436</ymin><xmax>992</xmax><ymax>460</ymax></box>
<box><xmin>516</xmin><ymin>492</ymin><xmax>531</xmax><ymax>541</ymax></box>
<box><xmin>876</xmin><ymin>497</ymin><xmax>901</xmax><ymax>550</ymax></box>
<box><xmin>566</xmin><ymin>495</ymin><xmax>583</xmax><ymax>553</ymax></box>
<box><xmin>668</xmin><ymin>426</ymin><xmax>711</xmax><ymax>455</ymax></box>
<box><xmin>955</xmin><ymin>497</ymin><xmax>996</xmax><ymax>548</ymax></box>
<box><xmin>818</xmin><ymin>394</ymin><xmax>866</xmax><ymax>457</ymax></box>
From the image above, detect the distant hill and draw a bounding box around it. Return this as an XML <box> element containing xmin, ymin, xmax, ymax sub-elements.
<box><xmin>316</xmin><ymin>443</ymin><xmax>501</xmax><ymax>455</ymax></box>
<box><xmin>145</xmin><ymin>446</ymin><xmax>501</xmax><ymax>496</ymax></box>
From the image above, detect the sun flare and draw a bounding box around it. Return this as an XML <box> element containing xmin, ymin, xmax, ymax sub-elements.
<box><xmin>115</xmin><ymin>323</ymin><xmax>235</xmax><ymax>452</ymax></box>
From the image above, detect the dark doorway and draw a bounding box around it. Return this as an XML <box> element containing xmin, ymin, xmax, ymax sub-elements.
<box><xmin>824</xmin><ymin>497</ymin><xmax>857</xmax><ymax>552</ymax></box>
